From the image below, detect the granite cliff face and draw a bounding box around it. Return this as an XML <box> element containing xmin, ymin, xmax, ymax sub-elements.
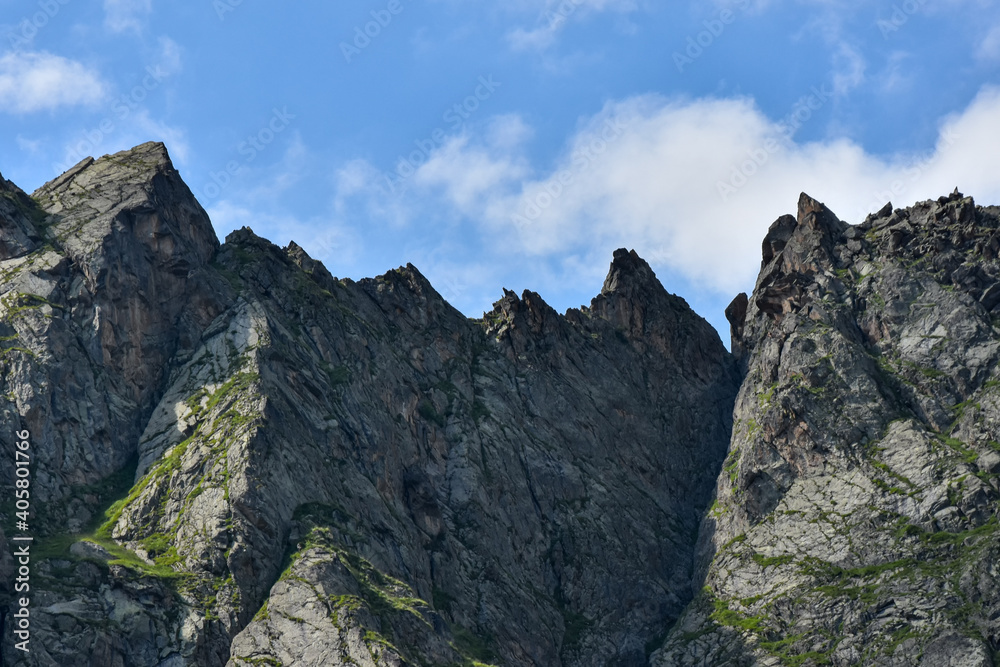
<box><xmin>0</xmin><ymin>144</ymin><xmax>739</xmax><ymax>666</ymax></box>
<box><xmin>3</xmin><ymin>143</ymin><xmax>1000</xmax><ymax>666</ymax></box>
<box><xmin>654</xmin><ymin>192</ymin><xmax>1000</xmax><ymax>666</ymax></box>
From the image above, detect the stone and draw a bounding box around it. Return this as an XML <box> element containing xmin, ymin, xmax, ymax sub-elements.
<box><xmin>6</xmin><ymin>144</ymin><xmax>1000</xmax><ymax>667</ymax></box>
<box><xmin>654</xmin><ymin>191</ymin><xmax>1000</xmax><ymax>667</ymax></box>
<box><xmin>1</xmin><ymin>148</ymin><xmax>738</xmax><ymax>666</ymax></box>
<box><xmin>68</xmin><ymin>540</ymin><xmax>113</xmax><ymax>562</ymax></box>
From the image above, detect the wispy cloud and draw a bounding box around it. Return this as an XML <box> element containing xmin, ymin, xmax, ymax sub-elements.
<box><xmin>104</xmin><ymin>0</ymin><xmax>153</xmax><ymax>33</ymax></box>
<box><xmin>336</xmin><ymin>85</ymin><xmax>1000</xmax><ymax>298</ymax></box>
<box><xmin>506</xmin><ymin>0</ymin><xmax>638</xmax><ymax>51</ymax></box>
<box><xmin>128</xmin><ymin>109</ymin><xmax>190</xmax><ymax>161</ymax></box>
<box><xmin>16</xmin><ymin>135</ymin><xmax>42</xmax><ymax>154</ymax></box>
<box><xmin>831</xmin><ymin>43</ymin><xmax>866</xmax><ymax>96</ymax></box>
<box><xmin>0</xmin><ymin>51</ymin><xmax>106</xmax><ymax>113</ymax></box>
<box><xmin>413</xmin><ymin>116</ymin><xmax>532</xmax><ymax>215</ymax></box>
<box><xmin>977</xmin><ymin>23</ymin><xmax>1000</xmax><ymax>62</ymax></box>
<box><xmin>157</xmin><ymin>36</ymin><xmax>183</xmax><ymax>75</ymax></box>
<box><xmin>875</xmin><ymin>51</ymin><xmax>913</xmax><ymax>95</ymax></box>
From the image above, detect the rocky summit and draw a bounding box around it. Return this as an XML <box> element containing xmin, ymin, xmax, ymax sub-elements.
<box><xmin>0</xmin><ymin>144</ymin><xmax>998</xmax><ymax>667</ymax></box>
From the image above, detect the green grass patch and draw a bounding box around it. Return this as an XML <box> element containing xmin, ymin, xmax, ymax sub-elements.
<box><xmin>709</xmin><ymin>593</ymin><xmax>765</xmax><ymax>632</ymax></box>
<box><xmin>939</xmin><ymin>436</ymin><xmax>979</xmax><ymax>465</ymax></box>
<box><xmin>758</xmin><ymin>383</ymin><xmax>778</xmax><ymax>408</ymax></box>
<box><xmin>752</xmin><ymin>553</ymin><xmax>795</xmax><ymax>568</ymax></box>
<box><xmin>724</xmin><ymin>449</ymin><xmax>741</xmax><ymax>485</ymax></box>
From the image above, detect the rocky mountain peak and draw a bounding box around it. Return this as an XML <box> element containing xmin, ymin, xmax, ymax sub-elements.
<box><xmin>795</xmin><ymin>191</ymin><xmax>848</xmax><ymax>246</ymax></box>
<box><xmin>32</xmin><ymin>141</ymin><xmax>219</xmax><ymax>273</ymax></box>
<box><xmin>592</xmin><ymin>247</ymin><xmax>680</xmax><ymax>325</ymax></box>
<box><xmin>760</xmin><ymin>213</ymin><xmax>797</xmax><ymax>267</ymax></box>
<box><xmin>585</xmin><ymin>248</ymin><xmax>733</xmax><ymax>383</ymax></box>
<box><xmin>655</xmin><ymin>190</ymin><xmax>1000</xmax><ymax>667</ymax></box>
<box><xmin>0</xmin><ymin>143</ymin><xmax>230</xmax><ymax>500</ymax></box>
<box><xmin>483</xmin><ymin>287</ymin><xmax>566</xmax><ymax>358</ymax></box>
<box><xmin>8</xmin><ymin>141</ymin><xmax>1000</xmax><ymax>667</ymax></box>
<box><xmin>601</xmin><ymin>247</ymin><xmax>659</xmax><ymax>297</ymax></box>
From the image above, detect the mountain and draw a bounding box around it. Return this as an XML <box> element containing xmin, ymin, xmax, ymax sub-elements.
<box><xmin>654</xmin><ymin>192</ymin><xmax>1000</xmax><ymax>666</ymax></box>
<box><xmin>0</xmin><ymin>143</ymin><xmax>739</xmax><ymax>666</ymax></box>
<box><xmin>2</xmin><ymin>143</ymin><xmax>999</xmax><ymax>666</ymax></box>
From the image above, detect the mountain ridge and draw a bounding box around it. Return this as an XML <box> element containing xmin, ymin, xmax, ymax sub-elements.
<box><xmin>2</xmin><ymin>142</ymin><xmax>999</xmax><ymax>667</ymax></box>
<box><xmin>2</xmin><ymin>142</ymin><xmax>738</xmax><ymax>666</ymax></box>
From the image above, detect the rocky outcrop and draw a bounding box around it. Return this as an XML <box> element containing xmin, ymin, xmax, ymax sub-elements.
<box><xmin>653</xmin><ymin>191</ymin><xmax>1000</xmax><ymax>666</ymax></box>
<box><xmin>1</xmin><ymin>143</ymin><xmax>228</xmax><ymax>504</ymax></box>
<box><xmin>1</xmin><ymin>144</ymin><xmax>738</xmax><ymax>665</ymax></box>
<box><xmin>7</xmin><ymin>141</ymin><xmax>1000</xmax><ymax>667</ymax></box>
<box><xmin>0</xmin><ymin>171</ymin><xmax>43</xmax><ymax>260</ymax></box>
<box><xmin>1</xmin><ymin>143</ymin><xmax>233</xmax><ymax>665</ymax></box>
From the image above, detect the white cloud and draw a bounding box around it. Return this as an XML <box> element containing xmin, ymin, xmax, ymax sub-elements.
<box><xmin>412</xmin><ymin>116</ymin><xmax>532</xmax><ymax>214</ymax></box>
<box><xmin>978</xmin><ymin>23</ymin><xmax>1000</xmax><ymax>62</ymax></box>
<box><xmin>345</xmin><ymin>86</ymin><xmax>1000</xmax><ymax>298</ymax></box>
<box><xmin>335</xmin><ymin>159</ymin><xmax>385</xmax><ymax>200</ymax></box>
<box><xmin>16</xmin><ymin>135</ymin><xmax>42</xmax><ymax>154</ymax></box>
<box><xmin>414</xmin><ymin>135</ymin><xmax>529</xmax><ymax>215</ymax></box>
<box><xmin>157</xmin><ymin>36</ymin><xmax>183</xmax><ymax>75</ymax></box>
<box><xmin>0</xmin><ymin>51</ymin><xmax>106</xmax><ymax>113</ymax></box>
<box><xmin>485</xmin><ymin>113</ymin><xmax>534</xmax><ymax>150</ymax></box>
<box><xmin>506</xmin><ymin>0</ymin><xmax>638</xmax><ymax>51</ymax></box>
<box><xmin>831</xmin><ymin>43</ymin><xmax>866</xmax><ymax>96</ymax></box>
<box><xmin>104</xmin><ymin>0</ymin><xmax>152</xmax><ymax>33</ymax></box>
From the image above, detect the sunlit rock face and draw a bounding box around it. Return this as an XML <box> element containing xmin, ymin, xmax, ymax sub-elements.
<box><xmin>6</xmin><ymin>142</ymin><xmax>1000</xmax><ymax>666</ymax></box>
<box><xmin>654</xmin><ymin>191</ymin><xmax>1000</xmax><ymax>667</ymax></box>
<box><xmin>1</xmin><ymin>143</ymin><xmax>739</xmax><ymax>666</ymax></box>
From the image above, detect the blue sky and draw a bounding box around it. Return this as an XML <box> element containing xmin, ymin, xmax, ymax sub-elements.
<box><xmin>2</xmin><ymin>0</ymin><xmax>1000</xmax><ymax>342</ymax></box>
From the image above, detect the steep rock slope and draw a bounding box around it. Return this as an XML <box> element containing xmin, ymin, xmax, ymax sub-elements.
<box><xmin>1</xmin><ymin>143</ymin><xmax>228</xmax><ymax>505</ymax></box>
<box><xmin>1</xmin><ymin>146</ymin><xmax>232</xmax><ymax>667</ymax></box>
<box><xmin>653</xmin><ymin>192</ymin><xmax>1000</xmax><ymax>666</ymax></box>
<box><xmin>0</xmin><ymin>144</ymin><xmax>739</xmax><ymax>666</ymax></box>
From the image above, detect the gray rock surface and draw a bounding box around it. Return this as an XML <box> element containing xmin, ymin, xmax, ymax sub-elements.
<box><xmin>6</xmin><ymin>143</ymin><xmax>1000</xmax><ymax>666</ymax></box>
<box><xmin>1</xmin><ymin>143</ymin><xmax>231</xmax><ymax>665</ymax></box>
<box><xmin>653</xmin><ymin>191</ymin><xmax>1000</xmax><ymax>666</ymax></box>
<box><xmin>0</xmin><ymin>170</ymin><xmax>43</xmax><ymax>260</ymax></box>
<box><xmin>1</xmin><ymin>144</ymin><xmax>738</xmax><ymax>665</ymax></box>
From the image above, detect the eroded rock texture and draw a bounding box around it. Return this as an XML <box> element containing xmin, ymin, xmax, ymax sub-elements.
<box><xmin>0</xmin><ymin>144</ymin><xmax>738</xmax><ymax>666</ymax></box>
<box><xmin>654</xmin><ymin>192</ymin><xmax>1000</xmax><ymax>666</ymax></box>
<box><xmin>6</xmin><ymin>142</ymin><xmax>1000</xmax><ymax>667</ymax></box>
